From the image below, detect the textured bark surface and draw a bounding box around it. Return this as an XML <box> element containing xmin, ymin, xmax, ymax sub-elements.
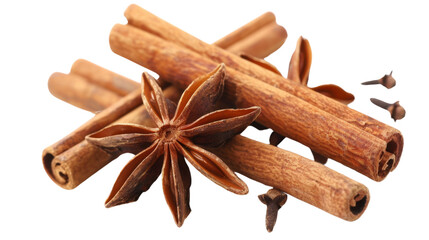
<box><xmin>224</xmin><ymin>23</ymin><xmax>287</xmax><ymax>58</ymax></box>
<box><xmin>48</xmin><ymin>72</ymin><xmax>122</xmax><ymax>113</ymax></box>
<box><xmin>70</xmin><ymin>59</ymin><xmax>140</xmax><ymax>96</ymax></box>
<box><xmin>213</xmin><ymin>12</ymin><xmax>277</xmax><ymax>49</ymax></box>
<box><xmin>210</xmin><ymin>135</ymin><xmax>369</xmax><ymax>221</ymax></box>
<box><xmin>43</xmin><ymin>87</ymin><xmax>177</xmax><ymax>189</ymax></box>
<box><xmin>47</xmin><ymin>141</ymin><xmax>115</xmax><ymax>189</ymax></box>
<box><xmin>43</xmin><ymin>89</ymin><xmax>142</xmax><ymax>163</ymax></box>
<box><xmin>123</xmin><ymin>4</ymin><xmax>403</xmax><ymax>172</ymax></box>
<box><xmin>213</xmin><ymin>12</ymin><xmax>287</xmax><ymax>58</ymax></box>
<box><xmin>109</xmin><ymin>24</ymin><xmax>393</xmax><ymax>181</ymax></box>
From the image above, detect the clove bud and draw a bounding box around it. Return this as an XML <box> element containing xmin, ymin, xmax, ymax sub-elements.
<box><xmin>258</xmin><ymin>188</ymin><xmax>287</xmax><ymax>232</ymax></box>
<box><xmin>361</xmin><ymin>71</ymin><xmax>396</xmax><ymax>89</ymax></box>
<box><xmin>370</xmin><ymin>98</ymin><xmax>406</xmax><ymax>121</ymax></box>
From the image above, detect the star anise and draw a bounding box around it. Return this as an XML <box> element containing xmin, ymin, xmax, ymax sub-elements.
<box><xmin>86</xmin><ymin>64</ymin><xmax>260</xmax><ymax>227</ymax></box>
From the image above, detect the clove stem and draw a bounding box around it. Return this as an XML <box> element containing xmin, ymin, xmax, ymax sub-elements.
<box><xmin>361</xmin><ymin>80</ymin><xmax>380</xmax><ymax>85</ymax></box>
<box><xmin>370</xmin><ymin>98</ymin><xmax>406</xmax><ymax>121</ymax></box>
<box><xmin>370</xmin><ymin>98</ymin><xmax>391</xmax><ymax>109</ymax></box>
<box><xmin>362</xmin><ymin>71</ymin><xmax>396</xmax><ymax>89</ymax></box>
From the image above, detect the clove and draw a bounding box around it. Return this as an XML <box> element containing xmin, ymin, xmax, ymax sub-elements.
<box><xmin>258</xmin><ymin>188</ymin><xmax>287</xmax><ymax>232</ymax></box>
<box><xmin>361</xmin><ymin>71</ymin><xmax>396</xmax><ymax>89</ymax></box>
<box><xmin>370</xmin><ymin>98</ymin><xmax>406</xmax><ymax>121</ymax></box>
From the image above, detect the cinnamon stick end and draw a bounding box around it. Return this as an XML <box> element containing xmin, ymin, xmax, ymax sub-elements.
<box><xmin>375</xmin><ymin>132</ymin><xmax>403</xmax><ymax>181</ymax></box>
<box><xmin>42</xmin><ymin>149</ymin><xmax>73</xmax><ymax>190</ymax></box>
<box><xmin>347</xmin><ymin>188</ymin><xmax>370</xmax><ymax>221</ymax></box>
<box><xmin>377</xmin><ymin>152</ymin><xmax>396</xmax><ymax>181</ymax></box>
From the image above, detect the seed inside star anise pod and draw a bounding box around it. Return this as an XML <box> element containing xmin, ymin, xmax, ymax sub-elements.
<box><xmin>86</xmin><ymin>64</ymin><xmax>261</xmax><ymax>227</ymax></box>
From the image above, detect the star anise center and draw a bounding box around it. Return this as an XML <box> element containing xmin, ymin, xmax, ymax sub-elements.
<box><xmin>159</xmin><ymin>124</ymin><xmax>179</xmax><ymax>143</ymax></box>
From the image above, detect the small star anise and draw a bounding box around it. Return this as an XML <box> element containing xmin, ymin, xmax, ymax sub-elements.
<box><xmin>86</xmin><ymin>64</ymin><xmax>260</xmax><ymax>227</ymax></box>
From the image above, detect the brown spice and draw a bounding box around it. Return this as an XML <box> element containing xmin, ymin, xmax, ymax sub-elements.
<box><xmin>213</xmin><ymin>12</ymin><xmax>287</xmax><ymax>58</ymax></box>
<box><xmin>86</xmin><ymin>65</ymin><xmax>260</xmax><ymax>226</ymax></box>
<box><xmin>70</xmin><ymin>59</ymin><xmax>140</xmax><ymax>96</ymax></box>
<box><xmin>258</xmin><ymin>188</ymin><xmax>287</xmax><ymax>232</ymax></box>
<box><xmin>362</xmin><ymin>71</ymin><xmax>396</xmax><ymax>89</ymax></box>
<box><xmin>48</xmin><ymin>72</ymin><xmax>123</xmax><ymax>112</ymax></box>
<box><xmin>370</xmin><ymin>98</ymin><xmax>406</xmax><ymax>121</ymax></box>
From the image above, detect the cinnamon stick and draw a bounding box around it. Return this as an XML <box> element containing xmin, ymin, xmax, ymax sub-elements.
<box><xmin>224</xmin><ymin>23</ymin><xmax>287</xmax><ymax>59</ymax></box>
<box><xmin>109</xmin><ymin>24</ymin><xmax>394</xmax><ymax>181</ymax></box>
<box><xmin>70</xmin><ymin>59</ymin><xmax>139</xmax><ymax>96</ymax></box>
<box><xmin>44</xmin><ymin>12</ymin><xmax>287</xmax><ymax>188</ymax></box>
<box><xmin>213</xmin><ymin>12</ymin><xmax>287</xmax><ymax>58</ymax></box>
<box><xmin>43</xmin><ymin>89</ymin><xmax>142</xmax><ymax>187</ymax></box>
<box><xmin>123</xmin><ymin>4</ymin><xmax>403</xmax><ymax>172</ymax></box>
<box><xmin>213</xmin><ymin>12</ymin><xmax>276</xmax><ymax>49</ymax></box>
<box><xmin>48</xmin><ymin>75</ymin><xmax>369</xmax><ymax>221</ymax></box>
<box><xmin>48</xmin><ymin>72</ymin><xmax>122</xmax><ymax>113</ymax></box>
<box><xmin>211</xmin><ymin>135</ymin><xmax>369</xmax><ymax>221</ymax></box>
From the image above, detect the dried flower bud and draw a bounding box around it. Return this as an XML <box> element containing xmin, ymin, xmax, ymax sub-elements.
<box><xmin>362</xmin><ymin>71</ymin><xmax>396</xmax><ymax>89</ymax></box>
<box><xmin>370</xmin><ymin>98</ymin><xmax>406</xmax><ymax>121</ymax></box>
<box><xmin>258</xmin><ymin>188</ymin><xmax>287</xmax><ymax>232</ymax></box>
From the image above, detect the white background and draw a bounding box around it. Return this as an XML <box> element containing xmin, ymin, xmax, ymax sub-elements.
<box><xmin>1</xmin><ymin>0</ymin><xmax>428</xmax><ymax>239</ymax></box>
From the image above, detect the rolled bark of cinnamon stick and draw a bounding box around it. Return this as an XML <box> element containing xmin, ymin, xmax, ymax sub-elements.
<box><xmin>109</xmin><ymin>24</ymin><xmax>394</xmax><ymax>181</ymax></box>
<box><xmin>43</xmin><ymin>87</ymin><xmax>179</xmax><ymax>189</ymax></box>
<box><xmin>213</xmin><ymin>12</ymin><xmax>287</xmax><ymax>58</ymax></box>
<box><xmin>42</xmin><ymin>89</ymin><xmax>142</xmax><ymax>187</ymax></box>
<box><xmin>48</xmin><ymin>59</ymin><xmax>140</xmax><ymax>114</ymax></box>
<box><xmin>224</xmin><ymin>23</ymin><xmax>287</xmax><ymax>59</ymax></box>
<box><xmin>213</xmin><ymin>12</ymin><xmax>276</xmax><ymax>49</ymax></box>
<box><xmin>123</xmin><ymin>4</ymin><xmax>403</xmax><ymax>173</ymax></box>
<box><xmin>48</xmin><ymin>72</ymin><xmax>122</xmax><ymax>113</ymax></box>
<box><xmin>70</xmin><ymin>59</ymin><xmax>140</xmax><ymax>96</ymax></box>
<box><xmin>210</xmin><ymin>135</ymin><xmax>369</xmax><ymax>221</ymax></box>
<box><xmin>47</xmin><ymin>77</ymin><xmax>370</xmax><ymax>221</ymax></box>
<box><xmin>44</xmin><ymin>12</ymin><xmax>288</xmax><ymax>188</ymax></box>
